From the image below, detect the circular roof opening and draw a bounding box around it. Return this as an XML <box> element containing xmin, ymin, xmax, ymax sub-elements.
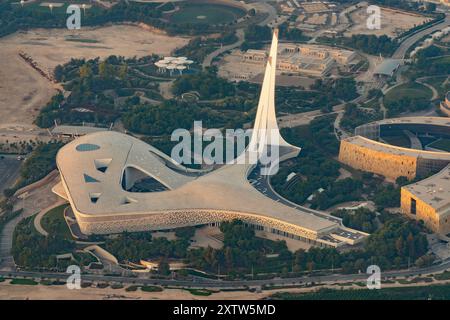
<box><xmin>76</xmin><ymin>143</ymin><xmax>100</xmax><ymax>152</ymax></box>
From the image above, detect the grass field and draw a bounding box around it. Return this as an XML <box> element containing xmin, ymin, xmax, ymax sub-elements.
<box><xmin>384</xmin><ymin>82</ymin><xmax>433</xmax><ymax>106</ymax></box>
<box><xmin>10</xmin><ymin>278</ymin><xmax>38</xmax><ymax>286</ymax></box>
<box><xmin>272</xmin><ymin>284</ymin><xmax>450</xmax><ymax>300</ymax></box>
<box><xmin>141</xmin><ymin>285</ymin><xmax>163</xmax><ymax>292</ymax></box>
<box><xmin>169</xmin><ymin>3</ymin><xmax>245</xmax><ymax>25</ymax></box>
<box><xmin>40</xmin><ymin>204</ymin><xmax>72</xmax><ymax>239</ymax></box>
<box><xmin>428</xmin><ymin>138</ymin><xmax>450</xmax><ymax>152</ymax></box>
<box><xmin>423</xmin><ymin>75</ymin><xmax>450</xmax><ymax>99</ymax></box>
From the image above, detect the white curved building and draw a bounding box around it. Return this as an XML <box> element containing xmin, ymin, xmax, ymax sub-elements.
<box><xmin>53</xmin><ymin>30</ymin><xmax>367</xmax><ymax>247</ymax></box>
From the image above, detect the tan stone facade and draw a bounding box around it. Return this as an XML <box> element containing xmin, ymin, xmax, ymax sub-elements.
<box><xmin>400</xmin><ymin>165</ymin><xmax>450</xmax><ymax>235</ymax></box>
<box><xmin>338</xmin><ymin>139</ymin><xmax>417</xmax><ymax>180</ymax></box>
<box><xmin>440</xmin><ymin>91</ymin><xmax>450</xmax><ymax>117</ymax></box>
<box><xmin>401</xmin><ymin>187</ymin><xmax>450</xmax><ymax>234</ymax></box>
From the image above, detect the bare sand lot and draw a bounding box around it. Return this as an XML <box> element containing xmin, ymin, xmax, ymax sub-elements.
<box><xmin>0</xmin><ymin>25</ymin><xmax>189</xmax><ymax>128</ymax></box>
<box><xmin>345</xmin><ymin>5</ymin><xmax>431</xmax><ymax>38</ymax></box>
<box><xmin>2</xmin><ymin>277</ymin><xmax>449</xmax><ymax>300</ymax></box>
<box><xmin>0</xmin><ymin>282</ymin><xmax>267</xmax><ymax>300</ymax></box>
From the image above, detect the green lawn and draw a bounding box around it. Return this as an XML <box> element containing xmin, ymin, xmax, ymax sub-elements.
<box><xmin>384</xmin><ymin>82</ymin><xmax>433</xmax><ymax>105</ymax></box>
<box><xmin>10</xmin><ymin>278</ymin><xmax>38</xmax><ymax>285</ymax></box>
<box><xmin>435</xmin><ymin>271</ymin><xmax>450</xmax><ymax>281</ymax></box>
<box><xmin>40</xmin><ymin>204</ymin><xmax>72</xmax><ymax>240</ymax></box>
<box><xmin>169</xmin><ymin>3</ymin><xmax>245</xmax><ymax>25</ymax></box>
<box><xmin>141</xmin><ymin>285</ymin><xmax>163</xmax><ymax>292</ymax></box>
<box><xmin>185</xmin><ymin>288</ymin><xmax>214</xmax><ymax>296</ymax></box>
<box><xmin>428</xmin><ymin>139</ymin><xmax>450</xmax><ymax>152</ymax></box>
<box><xmin>423</xmin><ymin>76</ymin><xmax>450</xmax><ymax>99</ymax></box>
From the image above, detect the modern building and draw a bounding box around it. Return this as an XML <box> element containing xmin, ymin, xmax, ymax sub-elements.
<box><xmin>54</xmin><ymin>30</ymin><xmax>367</xmax><ymax>248</ymax></box>
<box><xmin>401</xmin><ymin>164</ymin><xmax>450</xmax><ymax>234</ymax></box>
<box><xmin>339</xmin><ymin>117</ymin><xmax>450</xmax><ymax>181</ymax></box>
<box><xmin>440</xmin><ymin>91</ymin><xmax>450</xmax><ymax>117</ymax></box>
<box><xmin>373</xmin><ymin>59</ymin><xmax>402</xmax><ymax>78</ymax></box>
<box><xmin>242</xmin><ymin>43</ymin><xmax>355</xmax><ymax>77</ymax></box>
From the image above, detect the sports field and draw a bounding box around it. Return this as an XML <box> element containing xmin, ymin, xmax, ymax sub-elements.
<box><xmin>169</xmin><ymin>3</ymin><xmax>245</xmax><ymax>24</ymax></box>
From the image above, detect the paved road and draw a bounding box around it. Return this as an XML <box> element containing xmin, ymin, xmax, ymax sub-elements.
<box><xmin>201</xmin><ymin>0</ymin><xmax>277</xmax><ymax>68</ymax></box>
<box><xmin>2</xmin><ymin>258</ymin><xmax>450</xmax><ymax>289</ymax></box>
<box><xmin>248</xmin><ymin>165</ymin><xmax>343</xmax><ymax>225</ymax></box>
<box><xmin>202</xmin><ymin>29</ymin><xmax>245</xmax><ymax>68</ymax></box>
<box><xmin>392</xmin><ymin>15</ymin><xmax>450</xmax><ymax>59</ymax></box>
<box><xmin>0</xmin><ymin>174</ymin><xmax>60</xmax><ymax>268</ymax></box>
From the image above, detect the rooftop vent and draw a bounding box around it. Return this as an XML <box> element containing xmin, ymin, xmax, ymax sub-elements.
<box><xmin>84</xmin><ymin>174</ymin><xmax>99</xmax><ymax>183</ymax></box>
<box><xmin>89</xmin><ymin>193</ymin><xmax>101</xmax><ymax>204</ymax></box>
<box><xmin>94</xmin><ymin>158</ymin><xmax>112</xmax><ymax>173</ymax></box>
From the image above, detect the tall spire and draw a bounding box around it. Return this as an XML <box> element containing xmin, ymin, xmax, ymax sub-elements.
<box><xmin>248</xmin><ymin>29</ymin><xmax>300</xmax><ymax>159</ymax></box>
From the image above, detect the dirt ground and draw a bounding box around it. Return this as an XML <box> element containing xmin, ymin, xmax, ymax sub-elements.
<box><xmin>0</xmin><ymin>25</ymin><xmax>190</xmax><ymax>129</ymax></box>
<box><xmin>345</xmin><ymin>5</ymin><xmax>430</xmax><ymax>38</ymax></box>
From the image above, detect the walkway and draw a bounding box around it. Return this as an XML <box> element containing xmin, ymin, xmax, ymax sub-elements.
<box><xmin>0</xmin><ymin>174</ymin><xmax>60</xmax><ymax>270</ymax></box>
<box><xmin>33</xmin><ymin>199</ymin><xmax>67</xmax><ymax>237</ymax></box>
<box><xmin>416</xmin><ymin>77</ymin><xmax>439</xmax><ymax>100</ymax></box>
<box><xmin>403</xmin><ymin>130</ymin><xmax>423</xmax><ymax>150</ymax></box>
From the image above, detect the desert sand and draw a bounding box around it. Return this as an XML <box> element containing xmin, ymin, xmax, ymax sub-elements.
<box><xmin>345</xmin><ymin>5</ymin><xmax>430</xmax><ymax>38</ymax></box>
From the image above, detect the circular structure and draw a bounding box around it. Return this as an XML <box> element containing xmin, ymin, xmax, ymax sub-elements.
<box><xmin>338</xmin><ymin>116</ymin><xmax>450</xmax><ymax>235</ymax></box>
<box><xmin>340</xmin><ymin>117</ymin><xmax>450</xmax><ymax>181</ymax></box>
<box><xmin>76</xmin><ymin>143</ymin><xmax>100</xmax><ymax>152</ymax></box>
<box><xmin>169</xmin><ymin>2</ymin><xmax>246</xmax><ymax>25</ymax></box>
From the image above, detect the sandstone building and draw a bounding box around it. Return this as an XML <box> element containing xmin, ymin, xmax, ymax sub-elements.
<box><xmin>401</xmin><ymin>164</ymin><xmax>450</xmax><ymax>234</ymax></box>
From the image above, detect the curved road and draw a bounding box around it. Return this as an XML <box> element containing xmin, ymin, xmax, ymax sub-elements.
<box><xmin>392</xmin><ymin>15</ymin><xmax>450</xmax><ymax>59</ymax></box>
<box><xmin>201</xmin><ymin>0</ymin><xmax>277</xmax><ymax>68</ymax></box>
<box><xmin>202</xmin><ymin>29</ymin><xmax>245</xmax><ymax>68</ymax></box>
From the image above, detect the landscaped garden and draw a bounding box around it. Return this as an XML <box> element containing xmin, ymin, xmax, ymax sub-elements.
<box><xmin>40</xmin><ymin>204</ymin><xmax>72</xmax><ymax>240</ymax></box>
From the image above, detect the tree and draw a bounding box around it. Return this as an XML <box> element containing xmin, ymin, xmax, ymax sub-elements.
<box><xmin>158</xmin><ymin>259</ymin><xmax>170</xmax><ymax>276</ymax></box>
<box><xmin>79</xmin><ymin>64</ymin><xmax>92</xmax><ymax>79</ymax></box>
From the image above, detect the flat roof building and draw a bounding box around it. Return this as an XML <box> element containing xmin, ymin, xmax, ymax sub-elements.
<box><xmin>401</xmin><ymin>164</ymin><xmax>450</xmax><ymax>234</ymax></box>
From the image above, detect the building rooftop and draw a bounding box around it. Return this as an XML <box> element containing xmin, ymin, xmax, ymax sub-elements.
<box><xmin>344</xmin><ymin>135</ymin><xmax>450</xmax><ymax>161</ymax></box>
<box><xmin>365</xmin><ymin>116</ymin><xmax>450</xmax><ymax>127</ymax></box>
<box><xmin>56</xmin><ymin>131</ymin><xmax>338</xmax><ymax>234</ymax></box>
<box><xmin>373</xmin><ymin>59</ymin><xmax>402</xmax><ymax>76</ymax></box>
<box><xmin>404</xmin><ymin>164</ymin><xmax>450</xmax><ymax>213</ymax></box>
